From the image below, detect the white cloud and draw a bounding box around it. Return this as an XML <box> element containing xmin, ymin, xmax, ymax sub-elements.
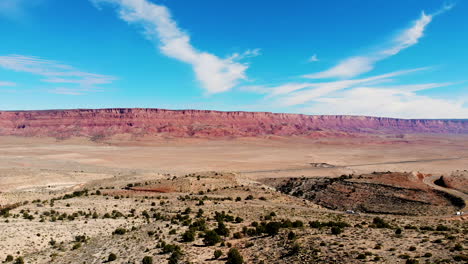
<box><xmin>0</xmin><ymin>0</ymin><xmax>43</xmax><ymax>20</ymax></box>
<box><xmin>302</xmin><ymin>87</ymin><xmax>468</xmax><ymax>119</ymax></box>
<box><xmin>0</xmin><ymin>55</ymin><xmax>116</xmax><ymax>93</ymax></box>
<box><xmin>303</xmin><ymin>6</ymin><xmax>452</xmax><ymax>79</ymax></box>
<box><xmin>250</xmin><ymin>68</ymin><xmax>424</xmax><ymax>101</ymax></box>
<box><xmin>240</xmin><ymin>5</ymin><xmax>464</xmax><ymax>119</ymax></box>
<box><xmin>92</xmin><ymin>0</ymin><xmax>254</xmax><ymax>93</ymax></box>
<box><xmin>308</xmin><ymin>54</ymin><xmax>319</xmax><ymax>62</ymax></box>
<box><xmin>279</xmin><ymin>69</ymin><xmax>428</xmax><ymax>106</ymax></box>
<box><xmin>48</xmin><ymin>87</ymin><xmax>94</xmax><ymax>96</ymax></box>
<box><xmin>0</xmin><ymin>81</ymin><xmax>16</xmax><ymax>87</ymax></box>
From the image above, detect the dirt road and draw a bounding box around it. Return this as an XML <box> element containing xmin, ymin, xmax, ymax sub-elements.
<box><xmin>423</xmin><ymin>175</ymin><xmax>468</xmax><ymax>212</ymax></box>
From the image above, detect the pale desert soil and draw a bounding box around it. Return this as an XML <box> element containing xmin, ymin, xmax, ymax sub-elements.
<box><xmin>0</xmin><ymin>135</ymin><xmax>467</xmax><ymax>263</ymax></box>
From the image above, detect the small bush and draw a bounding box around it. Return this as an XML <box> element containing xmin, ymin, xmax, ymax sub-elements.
<box><xmin>5</xmin><ymin>255</ymin><xmax>14</xmax><ymax>262</ymax></box>
<box><xmin>108</xmin><ymin>253</ymin><xmax>117</xmax><ymax>262</ymax></box>
<box><xmin>214</xmin><ymin>250</ymin><xmax>223</xmax><ymax>259</ymax></box>
<box><xmin>226</xmin><ymin>248</ymin><xmax>244</xmax><ymax>264</ymax></box>
<box><xmin>203</xmin><ymin>230</ymin><xmax>221</xmax><ymax>246</ymax></box>
<box><xmin>290</xmin><ymin>243</ymin><xmax>301</xmax><ymax>255</ymax></box>
<box><xmin>453</xmin><ymin>243</ymin><xmax>463</xmax><ymax>251</ymax></box>
<box><xmin>168</xmin><ymin>250</ymin><xmax>183</xmax><ymax>264</ymax></box>
<box><xmin>72</xmin><ymin>242</ymin><xmax>82</xmax><ymax>250</ymax></box>
<box><xmin>372</xmin><ymin>217</ymin><xmax>391</xmax><ymax>228</ymax></box>
<box><xmin>13</xmin><ymin>257</ymin><xmax>24</xmax><ymax>264</ymax></box>
<box><xmin>436</xmin><ymin>225</ymin><xmax>450</xmax><ymax>231</ymax></box>
<box><xmin>181</xmin><ymin>229</ymin><xmax>196</xmax><ymax>242</ymax></box>
<box><xmin>265</xmin><ymin>222</ymin><xmax>281</xmax><ymax>236</ymax></box>
<box><xmin>215</xmin><ymin>221</ymin><xmax>230</xmax><ymax>237</ymax></box>
<box><xmin>453</xmin><ymin>255</ymin><xmax>468</xmax><ymax>261</ymax></box>
<box><xmin>142</xmin><ymin>256</ymin><xmax>153</xmax><ymax>264</ymax></box>
<box><xmin>113</xmin><ymin>227</ymin><xmax>127</xmax><ymax>235</ymax></box>
<box><xmin>331</xmin><ymin>226</ymin><xmax>343</xmax><ymax>235</ymax></box>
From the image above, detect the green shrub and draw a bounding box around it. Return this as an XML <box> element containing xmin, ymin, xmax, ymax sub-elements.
<box><xmin>290</xmin><ymin>243</ymin><xmax>301</xmax><ymax>255</ymax></box>
<box><xmin>215</xmin><ymin>221</ymin><xmax>230</xmax><ymax>237</ymax></box>
<box><xmin>372</xmin><ymin>217</ymin><xmax>391</xmax><ymax>228</ymax></box>
<box><xmin>113</xmin><ymin>227</ymin><xmax>127</xmax><ymax>235</ymax></box>
<box><xmin>245</xmin><ymin>195</ymin><xmax>254</xmax><ymax>200</ymax></box>
<box><xmin>72</xmin><ymin>242</ymin><xmax>81</xmax><ymax>250</ymax></box>
<box><xmin>203</xmin><ymin>230</ymin><xmax>221</xmax><ymax>246</ymax></box>
<box><xmin>436</xmin><ymin>225</ymin><xmax>450</xmax><ymax>231</ymax></box>
<box><xmin>453</xmin><ymin>255</ymin><xmax>468</xmax><ymax>261</ymax></box>
<box><xmin>5</xmin><ymin>255</ymin><xmax>14</xmax><ymax>262</ymax></box>
<box><xmin>331</xmin><ymin>226</ymin><xmax>343</xmax><ymax>235</ymax></box>
<box><xmin>13</xmin><ymin>257</ymin><xmax>24</xmax><ymax>264</ymax></box>
<box><xmin>453</xmin><ymin>243</ymin><xmax>463</xmax><ymax>251</ymax></box>
<box><xmin>142</xmin><ymin>256</ymin><xmax>153</xmax><ymax>264</ymax></box>
<box><xmin>226</xmin><ymin>248</ymin><xmax>244</xmax><ymax>264</ymax></box>
<box><xmin>108</xmin><ymin>253</ymin><xmax>117</xmax><ymax>262</ymax></box>
<box><xmin>214</xmin><ymin>249</ymin><xmax>223</xmax><ymax>259</ymax></box>
<box><xmin>309</xmin><ymin>221</ymin><xmax>322</xmax><ymax>228</ymax></box>
<box><xmin>181</xmin><ymin>229</ymin><xmax>196</xmax><ymax>242</ymax></box>
<box><xmin>168</xmin><ymin>250</ymin><xmax>183</xmax><ymax>264</ymax></box>
<box><xmin>265</xmin><ymin>222</ymin><xmax>281</xmax><ymax>236</ymax></box>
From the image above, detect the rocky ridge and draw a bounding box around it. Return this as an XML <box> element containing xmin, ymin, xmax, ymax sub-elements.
<box><xmin>0</xmin><ymin>108</ymin><xmax>466</xmax><ymax>138</ymax></box>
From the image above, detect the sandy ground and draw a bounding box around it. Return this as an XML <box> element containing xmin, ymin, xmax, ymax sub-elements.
<box><xmin>0</xmin><ymin>134</ymin><xmax>467</xmax><ymax>193</ymax></box>
<box><xmin>0</xmin><ymin>134</ymin><xmax>467</xmax><ymax>263</ymax></box>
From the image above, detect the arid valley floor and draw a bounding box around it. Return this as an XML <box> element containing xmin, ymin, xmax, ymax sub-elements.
<box><xmin>0</xmin><ymin>134</ymin><xmax>467</xmax><ymax>263</ymax></box>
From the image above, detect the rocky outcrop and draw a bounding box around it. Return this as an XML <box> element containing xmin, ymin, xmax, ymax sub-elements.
<box><xmin>271</xmin><ymin>172</ymin><xmax>462</xmax><ymax>215</ymax></box>
<box><xmin>0</xmin><ymin>108</ymin><xmax>466</xmax><ymax>138</ymax></box>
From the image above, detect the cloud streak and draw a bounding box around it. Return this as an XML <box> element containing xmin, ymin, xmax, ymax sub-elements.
<box><xmin>303</xmin><ymin>5</ymin><xmax>453</xmax><ymax>79</ymax></box>
<box><xmin>0</xmin><ymin>81</ymin><xmax>16</xmax><ymax>87</ymax></box>
<box><xmin>0</xmin><ymin>55</ymin><xmax>116</xmax><ymax>94</ymax></box>
<box><xmin>238</xmin><ymin>5</ymin><xmax>466</xmax><ymax>119</ymax></box>
<box><xmin>0</xmin><ymin>0</ymin><xmax>44</xmax><ymax>20</ymax></box>
<box><xmin>92</xmin><ymin>0</ymin><xmax>254</xmax><ymax>93</ymax></box>
<box><xmin>302</xmin><ymin>87</ymin><xmax>468</xmax><ymax>119</ymax></box>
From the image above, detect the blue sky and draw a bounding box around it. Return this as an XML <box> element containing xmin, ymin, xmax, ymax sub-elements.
<box><xmin>0</xmin><ymin>0</ymin><xmax>466</xmax><ymax>118</ymax></box>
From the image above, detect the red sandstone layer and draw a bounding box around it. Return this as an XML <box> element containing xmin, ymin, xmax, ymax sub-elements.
<box><xmin>0</xmin><ymin>108</ymin><xmax>466</xmax><ymax>138</ymax></box>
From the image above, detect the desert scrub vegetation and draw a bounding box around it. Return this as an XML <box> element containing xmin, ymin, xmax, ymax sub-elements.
<box><xmin>226</xmin><ymin>248</ymin><xmax>244</xmax><ymax>264</ymax></box>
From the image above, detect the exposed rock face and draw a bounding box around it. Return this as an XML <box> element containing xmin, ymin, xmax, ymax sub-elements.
<box><xmin>0</xmin><ymin>108</ymin><xmax>466</xmax><ymax>138</ymax></box>
<box><xmin>271</xmin><ymin>172</ymin><xmax>463</xmax><ymax>215</ymax></box>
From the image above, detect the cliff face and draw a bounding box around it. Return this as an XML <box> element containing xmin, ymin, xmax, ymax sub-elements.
<box><xmin>0</xmin><ymin>108</ymin><xmax>466</xmax><ymax>138</ymax></box>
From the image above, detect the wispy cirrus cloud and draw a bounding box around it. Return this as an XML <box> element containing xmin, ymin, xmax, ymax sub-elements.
<box><xmin>308</xmin><ymin>54</ymin><xmax>319</xmax><ymax>62</ymax></box>
<box><xmin>0</xmin><ymin>0</ymin><xmax>44</xmax><ymax>20</ymax></box>
<box><xmin>240</xmin><ymin>4</ymin><xmax>466</xmax><ymax>118</ymax></box>
<box><xmin>92</xmin><ymin>0</ymin><xmax>256</xmax><ymax>94</ymax></box>
<box><xmin>0</xmin><ymin>55</ymin><xmax>116</xmax><ymax>94</ymax></box>
<box><xmin>302</xmin><ymin>87</ymin><xmax>468</xmax><ymax>119</ymax></box>
<box><xmin>241</xmin><ymin>67</ymin><xmax>426</xmax><ymax>99</ymax></box>
<box><xmin>303</xmin><ymin>4</ymin><xmax>454</xmax><ymax>79</ymax></box>
<box><xmin>0</xmin><ymin>81</ymin><xmax>16</xmax><ymax>87</ymax></box>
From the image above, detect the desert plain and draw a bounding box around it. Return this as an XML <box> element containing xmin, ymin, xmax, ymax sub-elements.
<box><xmin>0</xmin><ymin>133</ymin><xmax>467</xmax><ymax>263</ymax></box>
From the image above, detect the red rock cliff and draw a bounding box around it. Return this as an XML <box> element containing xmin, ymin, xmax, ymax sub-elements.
<box><xmin>0</xmin><ymin>108</ymin><xmax>466</xmax><ymax>138</ymax></box>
